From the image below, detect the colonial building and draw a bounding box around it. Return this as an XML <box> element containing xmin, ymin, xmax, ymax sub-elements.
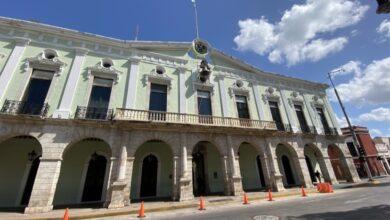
<box><xmin>342</xmin><ymin>126</ymin><xmax>387</xmax><ymax>178</ymax></box>
<box><xmin>0</xmin><ymin>17</ymin><xmax>360</xmax><ymax>214</ymax></box>
<box><xmin>373</xmin><ymin>137</ymin><xmax>390</xmax><ymax>174</ymax></box>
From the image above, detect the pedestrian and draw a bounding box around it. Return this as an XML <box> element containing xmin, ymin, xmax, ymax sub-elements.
<box><xmin>315</xmin><ymin>170</ymin><xmax>322</xmax><ymax>183</ymax></box>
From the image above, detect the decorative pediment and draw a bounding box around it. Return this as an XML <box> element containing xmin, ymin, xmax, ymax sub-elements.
<box><xmin>261</xmin><ymin>87</ymin><xmax>280</xmax><ymax>104</ymax></box>
<box><xmin>288</xmin><ymin>91</ymin><xmax>304</xmax><ymax>107</ymax></box>
<box><xmin>24</xmin><ymin>52</ymin><xmax>66</xmax><ymax>76</ymax></box>
<box><xmin>193</xmin><ymin>81</ymin><xmax>214</xmax><ymax>94</ymax></box>
<box><xmin>87</xmin><ymin>61</ymin><xmax>122</xmax><ymax>84</ymax></box>
<box><xmin>228</xmin><ymin>81</ymin><xmax>250</xmax><ymax>98</ymax></box>
<box><xmin>144</xmin><ymin>69</ymin><xmax>173</xmax><ymax>89</ymax></box>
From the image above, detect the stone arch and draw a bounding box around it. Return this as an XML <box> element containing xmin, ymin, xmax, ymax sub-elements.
<box><xmin>53</xmin><ymin>137</ymin><xmax>112</xmax><ymax>207</ymax></box>
<box><xmin>327</xmin><ymin>144</ymin><xmax>354</xmax><ymax>182</ymax></box>
<box><xmin>0</xmin><ymin>135</ymin><xmax>42</xmax><ymax>209</ymax></box>
<box><xmin>128</xmin><ymin>131</ymin><xmax>179</xmax><ymax>157</ymax></box>
<box><xmin>275</xmin><ymin>143</ymin><xmax>303</xmax><ymax>188</ymax></box>
<box><xmin>192</xmin><ymin>141</ymin><xmax>225</xmax><ymax>196</ymax></box>
<box><xmin>130</xmin><ymin>140</ymin><xmax>174</xmax><ymax>201</ymax></box>
<box><xmin>238</xmin><ymin>142</ymin><xmax>269</xmax><ymax>191</ymax></box>
<box><xmin>304</xmin><ymin>143</ymin><xmax>332</xmax><ymax>184</ymax></box>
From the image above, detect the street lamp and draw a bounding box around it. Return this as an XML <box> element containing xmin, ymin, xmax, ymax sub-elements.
<box><xmin>28</xmin><ymin>150</ymin><xmax>37</xmax><ymax>162</ymax></box>
<box><xmin>328</xmin><ymin>69</ymin><xmax>374</xmax><ymax>182</ymax></box>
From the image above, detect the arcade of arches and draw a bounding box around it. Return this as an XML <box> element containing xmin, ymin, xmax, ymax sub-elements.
<box><xmin>0</xmin><ymin>129</ymin><xmax>361</xmax><ymax>213</ymax></box>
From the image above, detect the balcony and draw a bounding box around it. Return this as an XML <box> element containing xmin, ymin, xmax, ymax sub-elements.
<box><xmin>0</xmin><ymin>99</ymin><xmax>49</xmax><ymax>117</ymax></box>
<box><xmin>75</xmin><ymin>106</ymin><xmax>113</xmax><ymax>120</ymax></box>
<box><xmin>115</xmin><ymin>109</ymin><xmax>277</xmax><ymax>131</ymax></box>
<box><xmin>324</xmin><ymin>127</ymin><xmax>339</xmax><ymax>136</ymax></box>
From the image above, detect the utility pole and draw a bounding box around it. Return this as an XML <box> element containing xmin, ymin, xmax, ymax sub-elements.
<box><xmin>328</xmin><ymin>69</ymin><xmax>373</xmax><ymax>181</ymax></box>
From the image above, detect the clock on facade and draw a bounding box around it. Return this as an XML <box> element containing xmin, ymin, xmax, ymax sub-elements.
<box><xmin>192</xmin><ymin>39</ymin><xmax>209</xmax><ymax>57</ymax></box>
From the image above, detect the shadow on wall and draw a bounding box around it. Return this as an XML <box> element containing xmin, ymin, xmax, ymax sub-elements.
<box><xmin>287</xmin><ymin>205</ymin><xmax>390</xmax><ymax>220</ymax></box>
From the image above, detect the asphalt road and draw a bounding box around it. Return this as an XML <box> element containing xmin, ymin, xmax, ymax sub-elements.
<box><xmin>98</xmin><ymin>179</ymin><xmax>390</xmax><ymax>220</ymax></box>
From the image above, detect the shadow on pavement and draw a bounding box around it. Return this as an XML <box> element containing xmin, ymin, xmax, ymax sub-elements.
<box><xmin>287</xmin><ymin>205</ymin><xmax>390</xmax><ymax>220</ymax></box>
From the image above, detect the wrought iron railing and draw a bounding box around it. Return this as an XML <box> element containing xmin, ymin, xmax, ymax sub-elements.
<box><xmin>324</xmin><ymin>127</ymin><xmax>338</xmax><ymax>136</ymax></box>
<box><xmin>115</xmin><ymin>108</ymin><xmax>277</xmax><ymax>130</ymax></box>
<box><xmin>0</xmin><ymin>99</ymin><xmax>49</xmax><ymax>117</ymax></box>
<box><xmin>75</xmin><ymin>106</ymin><xmax>113</xmax><ymax>120</ymax></box>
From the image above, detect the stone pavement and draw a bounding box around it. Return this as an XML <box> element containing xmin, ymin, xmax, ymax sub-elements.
<box><xmin>2</xmin><ymin>177</ymin><xmax>389</xmax><ymax>220</ymax></box>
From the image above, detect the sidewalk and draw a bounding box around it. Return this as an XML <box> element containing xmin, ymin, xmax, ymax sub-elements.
<box><xmin>3</xmin><ymin>177</ymin><xmax>390</xmax><ymax>220</ymax></box>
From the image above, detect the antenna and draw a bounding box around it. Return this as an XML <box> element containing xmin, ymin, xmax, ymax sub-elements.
<box><xmin>192</xmin><ymin>0</ymin><xmax>200</xmax><ymax>39</ymax></box>
<box><xmin>134</xmin><ymin>24</ymin><xmax>139</xmax><ymax>41</ymax></box>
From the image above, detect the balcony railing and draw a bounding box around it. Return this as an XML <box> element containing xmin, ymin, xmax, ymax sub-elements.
<box><xmin>324</xmin><ymin>127</ymin><xmax>339</xmax><ymax>136</ymax></box>
<box><xmin>0</xmin><ymin>99</ymin><xmax>49</xmax><ymax>117</ymax></box>
<box><xmin>115</xmin><ymin>108</ymin><xmax>277</xmax><ymax>130</ymax></box>
<box><xmin>75</xmin><ymin>106</ymin><xmax>113</xmax><ymax>120</ymax></box>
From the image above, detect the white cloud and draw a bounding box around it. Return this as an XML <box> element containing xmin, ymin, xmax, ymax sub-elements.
<box><xmin>330</xmin><ymin>57</ymin><xmax>390</xmax><ymax>105</ymax></box>
<box><xmin>331</xmin><ymin>60</ymin><xmax>362</xmax><ymax>77</ymax></box>
<box><xmin>234</xmin><ymin>0</ymin><xmax>369</xmax><ymax>65</ymax></box>
<box><xmin>377</xmin><ymin>19</ymin><xmax>390</xmax><ymax>41</ymax></box>
<box><xmin>359</xmin><ymin>107</ymin><xmax>390</xmax><ymax>122</ymax></box>
<box><xmin>370</xmin><ymin>129</ymin><xmax>383</xmax><ymax>137</ymax></box>
<box><xmin>335</xmin><ymin>114</ymin><xmax>348</xmax><ymax>128</ymax></box>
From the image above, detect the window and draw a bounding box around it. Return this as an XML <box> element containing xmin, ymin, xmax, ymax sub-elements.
<box><xmin>316</xmin><ymin>107</ymin><xmax>330</xmax><ymax>134</ymax></box>
<box><xmin>149</xmin><ymin>84</ymin><xmax>167</xmax><ymax>112</ymax></box>
<box><xmin>86</xmin><ymin>77</ymin><xmax>113</xmax><ymax>119</ymax></box>
<box><xmin>197</xmin><ymin>90</ymin><xmax>212</xmax><ymax>124</ymax></box>
<box><xmin>347</xmin><ymin>142</ymin><xmax>358</xmax><ymax>157</ymax></box>
<box><xmin>149</xmin><ymin>84</ymin><xmax>168</xmax><ymax>121</ymax></box>
<box><xmin>22</xmin><ymin>69</ymin><xmax>53</xmax><ymax>115</ymax></box>
<box><xmin>269</xmin><ymin>101</ymin><xmax>284</xmax><ymax>131</ymax></box>
<box><xmin>294</xmin><ymin>105</ymin><xmax>309</xmax><ymax>133</ymax></box>
<box><xmin>236</xmin><ymin>95</ymin><xmax>250</xmax><ymax>119</ymax></box>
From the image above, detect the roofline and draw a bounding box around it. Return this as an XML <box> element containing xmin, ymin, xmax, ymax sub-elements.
<box><xmin>0</xmin><ymin>16</ymin><xmax>328</xmax><ymax>90</ymax></box>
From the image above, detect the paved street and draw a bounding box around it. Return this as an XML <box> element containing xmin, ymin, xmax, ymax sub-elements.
<box><xmin>97</xmin><ymin>179</ymin><xmax>390</xmax><ymax>220</ymax></box>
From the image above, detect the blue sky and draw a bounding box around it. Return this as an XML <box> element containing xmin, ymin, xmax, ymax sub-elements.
<box><xmin>1</xmin><ymin>0</ymin><xmax>389</xmax><ymax>136</ymax></box>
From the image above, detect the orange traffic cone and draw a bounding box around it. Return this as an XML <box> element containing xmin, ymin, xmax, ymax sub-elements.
<box><xmin>243</xmin><ymin>193</ymin><xmax>249</xmax><ymax>205</ymax></box>
<box><xmin>63</xmin><ymin>208</ymin><xmax>69</xmax><ymax>220</ymax></box>
<box><xmin>199</xmin><ymin>197</ymin><xmax>206</xmax><ymax>210</ymax></box>
<box><xmin>138</xmin><ymin>201</ymin><xmax>145</xmax><ymax>218</ymax></box>
<box><xmin>301</xmin><ymin>186</ymin><xmax>307</xmax><ymax>197</ymax></box>
<box><xmin>267</xmin><ymin>189</ymin><xmax>274</xmax><ymax>201</ymax></box>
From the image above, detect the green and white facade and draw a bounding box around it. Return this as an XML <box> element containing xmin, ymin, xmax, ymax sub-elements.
<box><xmin>0</xmin><ymin>17</ymin><xmax>360</xmax><ymax>213</ymax></box>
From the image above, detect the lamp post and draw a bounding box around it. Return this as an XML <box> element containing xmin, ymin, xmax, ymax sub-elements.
<box><xmin>328</xmin><ymin>69</ymin><xmax>373</xmax><ymax>181</ymax></box>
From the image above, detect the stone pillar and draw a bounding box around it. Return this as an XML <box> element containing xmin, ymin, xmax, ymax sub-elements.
<box><xmin>123</xmin><ymin>157</ymin><xmax>135</xmax><ymax>206</ymax></box>
<box><xmin>251</xmin><ymin>82</ymin><xmax>266</xmax><ymax>120</ymax></box>
<box><xmin>53</xmin><ymin>48</ymin><xmax>88</xmax><ymax>119</ymax></box>
<box><xmin>178</xmin><ymin>67</ymin><xmax>187</xmax><ymax>114</ymax></box>
<box><xmin>303</xmin><ymin>94</ymin><xmax>321</xmax><ymax>134</ymax></box>
<box><xmin>227</xmin><ymin>136</ymin><xmax>243</xmax><ymax>196</ymax></box>
<box><xmin>215</xmin><ymin>75</ymin><xmax>229</xmax><ymax>117</ymax></box>
<box><xmin>260</xmin><ymin>155</ymin><xmax>272</xmax><ymax>188</ymax></box>
<box><xmin>297</xmin><ymin>157</ymin><xmax>314</xmax><ymax>188</ymax></box>
<box><xmin>320</xmin><ymin>157</ymin><xmax>339</xmax><ymax>184</ymax></box>
<box><xmin>124</xmin><ymin>58</ymin><xmax>140</xmax><ymax>109</ymax></box>
<box><xmin>343</xmin><ymin>156</ymin><xmax>361</xmax><ymax>183</ymax></box>
<box><xmin>265</xmin><ymin>141</ymin><xmax>285</xmax><ymax>191</ymax></box>
<box><xmin>221</xmin><ymin>155</ymin><xmax>232</xmax><ymax>195</ymax></box>
<box><xmin>24</xmin><ymin>158</ymin><xmax>62</xmax><ymax>213</ymax></box>
<box><xmin>383</xmin><ymin>158</ymin><xmax>390</xmax><ymax>175</ymax></box>
<box><xmin>108</xmin><ymin>147</ymin><xmax>128</xmax><ymax>209</ymax></box>
<box><xmin>0</xmin><ymin>38</ymin><xmax>30</xmax><ymax>103</ymax></box>
<box><xmin>178</xmin><ymin>133</ymin><xmax>193</xmax><ymax>201</ymax></box>
<box><xmin>280</xmin><ymin>90</ymin><xmax>299</xmax><ymax>133</ymax></box>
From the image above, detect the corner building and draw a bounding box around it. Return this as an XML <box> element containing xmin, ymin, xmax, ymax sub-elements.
<box><xmin>0</xmin><ymin>17</ymin><xmax>360</xmax><ymax>213</ymax></box>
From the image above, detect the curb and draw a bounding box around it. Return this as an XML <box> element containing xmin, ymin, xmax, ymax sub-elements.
<box><xmin>15</xmin><ymin>189</ymin><xmax>324</xmax><ymax>220</ymax></box>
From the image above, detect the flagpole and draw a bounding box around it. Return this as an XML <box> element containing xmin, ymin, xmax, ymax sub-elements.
<box><xmin>192</xmin><ymin>0</ymin><xmax>200</xmax><ymax>39</ymax></box>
